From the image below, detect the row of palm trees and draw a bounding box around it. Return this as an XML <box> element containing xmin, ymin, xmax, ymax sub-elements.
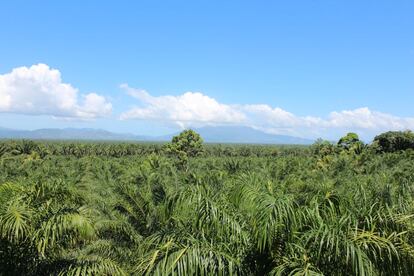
<box><xmin>0</xmin><ymin>140</ymin><xmax>308</xmax><ymax>159</ymax></box>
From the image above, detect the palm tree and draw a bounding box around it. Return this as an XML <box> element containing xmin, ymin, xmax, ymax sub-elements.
<box><xmin>0</xmin><ymin>181</ymin><xmax>125</xmax><ymax>275</ymax></box>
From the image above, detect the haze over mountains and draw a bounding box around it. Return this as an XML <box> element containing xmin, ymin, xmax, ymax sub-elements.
<box><xmin>0</xmin><ymin>126</ymin><xmax>313</xmax><ymax>145</ymax></box>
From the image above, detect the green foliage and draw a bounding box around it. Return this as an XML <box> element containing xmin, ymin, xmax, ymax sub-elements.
<box><xmin>1</xmin><ymin>133</ymin><xmax>414</xmax><ymax>275</ymax></box>
<box><xmin>337</xmin><ymin>132</ymin><xmax>359</xmax><ymax>148</ymax></box>
<box><xmin>337</xmin><ymin>133</ymin><xmax>365</xmax><ymax>154</ymax></box>
<box><xmin>311</xmin><ymin>138</ymin><xmax>336</xmax><ymax>156</ymax></box>
<box><xmin>373</xmin><ymin>130</ymin><xmax>414</xmax><ymax>152</ymax></box>
<box><xmin>165</xmin><ymin>129</ymin><xmax>204</xmax><ymax>158</ymax></box>
<box><xmin>164</xmin><ymin>129</ymin><xmax>204</xmax><ymax>171</ymax></box>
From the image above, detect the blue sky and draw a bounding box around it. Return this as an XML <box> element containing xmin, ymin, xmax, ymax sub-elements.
<box><xmin>0</xmin><ymin>1</ymin><xmax>413</xmax><ymax>140</ymax></box>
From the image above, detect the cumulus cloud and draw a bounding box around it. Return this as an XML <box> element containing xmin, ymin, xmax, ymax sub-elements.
<box><xmin>120</xmin><ymin>85</ymin><xmax>414</xmax><ymax>139</ymax></box>
<box><xmin>120</xmin><ymin>84</ymin><xmax>245</xmax><ymax>128</ymax></box>
<box><xmin>0</xmin><ymin>64</ymin><xmax>112</xmax><ymax>119</ymax></box>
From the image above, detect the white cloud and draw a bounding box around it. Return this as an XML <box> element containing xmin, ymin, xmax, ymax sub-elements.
<box><xmin>0</xmin><ymin>64</ymin><xmax>112</xmax><ymax>119</ymax></box>
<box><xmin>327</xmin><ymin>107</ymin><xmax>410</xmax><ymax>129</ymax></box>
<box><xmin>120</xmin><ymin>84</ymin><xmax>245</xmax><ymax>128</ymax></box>
<box><xmin>120</xmin><ymin>85</ymin><xmax>414</xmax><ymax>139</ymax></box>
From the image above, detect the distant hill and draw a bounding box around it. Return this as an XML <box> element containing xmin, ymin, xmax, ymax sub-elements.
<box><xmin>0</xmin><ymin>127</ymin><xmax>148</xmax><ymax>141</ymax></box>
<box><xmin>0</xmin><ymin>126</ymin><xmax>313</xmax><ymax>144</ymax></box>
<box><xmin>196</xmin><ymin>126</ymin><xmax>312</xmax><ymax>144</ymax></box>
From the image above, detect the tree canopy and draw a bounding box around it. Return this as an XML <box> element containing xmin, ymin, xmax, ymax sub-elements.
<box><xmin>337</xmin><ymin>132</ymin><xmax>360</xmax><ymax>148</ymax></box>
<box><xmin>165</xmin><ymin>129</ymin><xmax>204</xmax><ymax>158</ymax></box>
<box><xmin>373</xmin><ymin>130</ymin><xmax>414</xmax><ymax>152</ymax></box>
<box><xmin>1</xmin><ymin>130</ymin><xmax>414</xmax><ymax>275</ymax></box>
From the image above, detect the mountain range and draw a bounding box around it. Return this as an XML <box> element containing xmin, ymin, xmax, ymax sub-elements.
<box><xmin>0</xmin><ymin>126</ymin><xmax>313</xmax><ymax>145</ymax></box>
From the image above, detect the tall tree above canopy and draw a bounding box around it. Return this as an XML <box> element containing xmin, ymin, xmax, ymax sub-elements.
<box><xmin>165</xmin><ymin>129</ymin><xmax>204</xmax><ymax>158</ymax></box>
<box><xmin>337</xmin><ymin>132</ymin><xmax>360</xmax><ymax>150</ymax></box>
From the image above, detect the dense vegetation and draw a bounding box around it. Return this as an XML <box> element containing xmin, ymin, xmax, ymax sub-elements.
<box><xmin>1</xmin><ymin>130</ymin><xmax>414</xmax><ymax>275</ymax></box>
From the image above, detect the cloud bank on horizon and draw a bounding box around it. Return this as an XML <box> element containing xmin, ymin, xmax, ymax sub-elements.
<box><xmin>120</xmin><ymin>84</ymin><xmax>414</xmax><ymax>139</ymax></box>
<box><xmin>1</xmin><ymin>64</ymin><xmax>414</xmax><ymax>139</ymax></box>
